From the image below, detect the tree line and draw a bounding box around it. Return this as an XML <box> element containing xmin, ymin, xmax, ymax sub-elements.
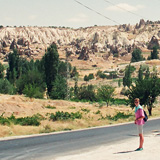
<box><xmin>0</xmin><ymin>44</ymin><xmax>76</xmax><ymax>99</ymax></box>
<box><xmin>0</xmin><ymin>43</ymin><xmax>160</xmax><ymax>116</ymax></box>
<box><xmin>0</xmin><ymin>44</ymin><xmax>116</xmax><ymax>107</ymax></box>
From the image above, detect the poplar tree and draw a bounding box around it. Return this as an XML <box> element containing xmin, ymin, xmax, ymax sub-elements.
<box><xmin>138</xmin><ymin>65</ymin><xmax>143</xmax><ymax>81</ymax></box>
<box><xmin>0</xmin><ymin>62</ymin><xmax>4</xmax><ymax>79</ymax></box>
<box><xmin>123</xmin><ymin>64</ymin><xmax>132</xmax><ymax>88</ymax></box>
<box><xmin>43</xmin><ymin>44</ymin><xmax>59</xmax><ymax>95</ymax></box>
<box><xmin>145</xmin><ymin>67</ymin><xmax>150</xmax><ymax>79</ymax></box>
<box><xmin>150</xmin><ymin>46</ymin><xmax>159</xmax><ymax>59</ymax></box>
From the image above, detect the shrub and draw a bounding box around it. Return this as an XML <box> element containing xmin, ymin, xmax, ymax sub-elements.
<box><xmin>0</xmin><ymin>79</ymin><xmax>16</xmax><ymax>94</ymax></box>
<box><xmin>16</xmin><ymin>116</ymin><xmax>40</xmax><ymax>126</ymax></box>
<box><xmin>106</xmin><ymin>112</ymin><xmax>132</xmax><ymax>121</ymax></box>
<box><xmin>81</xmin><ymin>108</ymin><xmax>90</xmax><ymax>113</ymax></box>
<box><xmin>45</xmin><ymin>105</ymin><xmax>56</xmax><ymax>109</ymax></box>
<box><xmin>0</xmin><ymin>114</ymin><xmax>43</xmax><ymax>126</ymax></box>
<box><xmin>15</xmin><ymin>114</ymin><xmax>44</xmax><ymax>126</ymax></box>
<box><xmin>88</xmin><ymin>73</ymin><xmax>94</xmax><ymax>80</ymax></box>
<box><xmin>0</xmin><ymin>62</ymin><xmax>5</xmax><ymax>79</ymax></box>
<box><xmin>77</xmin><ymin>85</ymin><xmax>96</xmax><ymax>101</ymax></box>
<box><xmin>84</xmin><ymin>75</ymin><xmax>89</xmax><ymax>81</ymax></box>
<box><xmin>50</xmin><ymin>75</ymin><xmax>67</xmax><ymax>99</ymax></box>
<box><xmin>84</xmin><ymin>73</ymin><xmax>94</xmax><ymax>81</ymax></box>
<box><xmin>0</xmin><ymin>113</ymin><xmax>11</xmax><ymax>125</ymax></box>
<box><xmin>111</xmin><ymin>98</ymin><xmax>128</xmax><ymax>105</ymax></box>
<box><xmin>95</xmin><ymin>110</ymin><xmax>101</xmax><ymax>114</ymax></box>
<box><xmin>16</xmin><ymin>69</ymin><xmax>46</xmax><ymax>96</ymax></box>
<box><xmin>50</xmin><ymin>111</ymin><xmax>82</xmax><ymax>121</ymax></box>
<box><xmin>23</xmin><ymin>84</ymin><xmax>44</xmax><ymax>99</ymax></box>
<box><xmin>96</xmin><ymin>70</ymin><xmax>107</xmax><ymax>79</ymax></box>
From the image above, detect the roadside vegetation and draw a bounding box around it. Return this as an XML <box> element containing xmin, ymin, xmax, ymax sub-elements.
<box><xmin>0</xmin><ymin>44</ymin><xmax>160</xmax><ymax>138</ymax></box>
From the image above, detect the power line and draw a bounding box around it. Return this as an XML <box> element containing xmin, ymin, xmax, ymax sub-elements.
<box><xmin>74</xmin><ymin>0</ymin><xmax>120</xmax><ymax>25</ymax></box>
<box><xmin>104</xmin><ymin>0</ymin><xmax>148</xmax><ymax>20</ymax></box>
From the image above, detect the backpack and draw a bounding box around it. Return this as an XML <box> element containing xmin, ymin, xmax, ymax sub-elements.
<box><xmin>143</xmin><ymin>110</ymin><xmax>148</xmax><ymax>122</ymax></box>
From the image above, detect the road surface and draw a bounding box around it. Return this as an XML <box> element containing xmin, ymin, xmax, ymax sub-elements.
<box><xmin>0</xmin><ymin>118</ymin><xmax>160</xmax><ymax>160</ymax></box>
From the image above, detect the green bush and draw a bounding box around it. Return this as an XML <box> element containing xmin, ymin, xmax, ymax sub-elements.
<box><xmin>50</xmin><ymin>111</ymin><xmax>82</xmax><ymax>121</ymax></box>
<box><xmin>111</xmin><ymin>98</ymin><xmax>128</xmax><ymax>105</ymax></box>
<box><xmin>106</xmin><ymin>112</ymin><xmax>132</xmax><ymax>121</ymax></box>
<box><xmin>84</xmin><ymin>73</ymin><xmax>94</xmax><ymax>81</ymax></box>
<box><xmin>45</xmin><ymin>105</ymin><xmax>56</xmax><ymax>109</ymax></box>
<box><xmin>0</xmin><ymin>113</ymin><xmax>11</xmax><ymax>125</ymax></box>
<box><xmin>0</xmin><ymin>114</ymin><xmax>43</xmax><ymax>126</ymax></box>
<box><xmin>84</xmin><ymin>75</ymin><xmax>89</xmax><ymax>81</ymax></box>
<box><xmin>77</xmin><ymin>85</ymin><xmax>96</xmax><ymax>101</ymax></box>
<box><xmin>50</xmin><ymin>75</ymin><xmax>67</xmax><ymax>99</ymax></box>
<box><xmin>95</xmin><ymin>110</ymin><xmax>101</xmax><ymax>114</ymax></box>
<box><xmin>23</xmin><ymin>84</ymin><xmax>44</xmax><ymax>99</ymax></box>
<box><xmin>16</xmin><ymin>116</ymin><xmax>40</xmax><ymax>126</ymax></box>
<box><xmin>16</xmin><ymin>69</ymin><xmax>46</xmax><ymax>96</ymax></box>
<box><xmin>0</xmin><ymin>79</ymin><xmax>16</xmax><ymax>95</ymax></box>
<box><xmin>0</xmin><ymin>62</ymin><xmax>5</xmax><ymax>79</ymax></box>
<box><xmin>88</xmin><ymin>73</ymin><xmax>94</xmax><ymax>80</ymax></box>
<box><xmin>81</xmin><ymin>108</ymin><xmax>90</xmax><ymax>113</ymax></box>
<box><xmin>96</xmin><ymin>70</ymin><xmax>107</xmax><ymax>79</ymax></box>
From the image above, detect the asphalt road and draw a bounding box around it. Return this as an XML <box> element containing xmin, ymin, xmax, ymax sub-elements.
<box><xmin>0</xmin><ymin>118</ymin><xmax>160</xmax><ymax>160</ymax></box>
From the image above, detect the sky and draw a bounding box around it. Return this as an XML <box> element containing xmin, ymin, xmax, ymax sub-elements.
<box><xmin>0</xmin><ymin>0</ymin><xmax>160</xmax><ymax>28</ymax></box>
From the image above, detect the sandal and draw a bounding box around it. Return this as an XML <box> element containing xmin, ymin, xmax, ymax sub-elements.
<box><xmin>135</xmin><ymin>148</ymin><xmax>143</xmax><ymax>151</ymax></box>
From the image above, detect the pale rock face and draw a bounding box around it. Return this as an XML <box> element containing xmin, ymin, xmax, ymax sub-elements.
<box><xmin>0</xmin><ymin>20</ymin><xmax>160</xmax><ymax>60</ymax></box>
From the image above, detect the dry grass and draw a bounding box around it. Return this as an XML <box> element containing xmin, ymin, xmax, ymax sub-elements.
<box><xmin>1</xmin><ymin>94</ymin><xmax>160</xmax><ymax>138</ymax></box>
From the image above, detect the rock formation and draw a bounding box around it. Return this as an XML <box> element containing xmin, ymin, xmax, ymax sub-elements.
<box><xmin>0</xmin><ymin>19</ymin><xmax>160</xmax><ymax>61</ymax></box>
<box><xmin>148</xmin><ymin>36</ymin><xmax>160</xmax><ymax>49</ymax></box>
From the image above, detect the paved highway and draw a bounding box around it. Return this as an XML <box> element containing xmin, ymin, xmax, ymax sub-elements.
<box><xmin>0</xmin><ymin>118</ymin><xmax>160</xmax><ymax>160</ymax></box>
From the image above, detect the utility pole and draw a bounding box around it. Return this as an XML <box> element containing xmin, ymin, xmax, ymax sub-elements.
<box><xmin>65</xmin><ymin>49</ymin><xmax>71</xmax><ymax>100</ymax></box>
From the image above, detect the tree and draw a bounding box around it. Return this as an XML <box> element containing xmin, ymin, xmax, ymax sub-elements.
<box><xmin>88</xmin><ymin>73</ymin><xmax>94</xmax><ymax>80</ymax></box>
<box><xmin>43</xmin><ymin>44</ymin><xmax>59</xmax><ymax>96</ymax></box>
<box><xmin>118</xmin><ymin>79</ymin><xmax>121</xmax><ymax>87</ymax></box>
<box><xmin>7</xmin><ymin>49</ymin><xmax>20</xmax><ymax>84</ymax></box>
<box><xmin>23</xmin><ymin>84</ymin><xmax>44</xmax><ymax>99</ymax></box>
<box><xmin>50</xmin><ymin>75</ymin><xmax>67</xmax><ymax>99</ymax></box>
<box><xmin>77</xmin><ymin>85</ymin><xmax>96</xmax><ymax>101</ymax></box>
<box><xmin>0</xmin><ymin>62</ymin><xmax>5</xmax><ymax>79</ymax></box>
<box><xmin>131</xmin><ymin>48</ymin><xmax>144</xmax><ymax>62</ymax></box>
<box><xmin>7</xmin><ymin>49</ymin><xmax>32</xmax><ymax>84</ymax></box>
<box><xmin>123</xmin><ymin>64</ymin><xmax>132</xmax><ymax>88</ymax></box>
<box><xmin>84</xmin><ymin>75</ymin><xmax>89</xmax><ymax>82</ymax></box>
<box><xmin>145</xmin><ymin>67</ymin><xmax>150</xmax><ymax>79</ymax></box>
<box><xmin>97</xmin><ymin>85</ymin><xmax>115</xmax><ymax>107</ymax></box>
<box><xmin>148</xmin><ymin>46</ymin><xmax>159</xmax><ymax>60</ymax></box>
<box><xmin>16</xmin><ymin>69</ymin><xmax>46</xmax><ymax>95</ymax></box>
<box><xmin>138</xmin><ymin>65</ymin><xmax>143</xmax><ymax>82</ymax></box>
<box><xmin>127</xmin><ymin>76</ymin><xmax>160</xmax><ymax>116</ymax></box>
<box><xmin>0</xmin><ymin>79</ymin><xmax>16</xmax><ymax>94</ymax></box>
<box><xmin>74</xmin><ymin>76</ymin><xmax>78</xmax><ymax>97</ymax></box>
<box><xmin>70</xmin><ymin>66</ymin><xmax>78</xmax><ymax>78</ymax></box>
<box><xmin>58</xmin><ymin>61</ymin><xmax>71</xmax><ymax>77</ymax></box>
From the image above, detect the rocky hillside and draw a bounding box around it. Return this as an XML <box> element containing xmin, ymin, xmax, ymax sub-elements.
<box><xmin>0</xmin><ymin>19</ymin><xmax>160</xmax><ymax>62</ymax></box>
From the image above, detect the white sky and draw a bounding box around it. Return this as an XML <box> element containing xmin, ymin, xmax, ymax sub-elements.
<box><xmin>0</xmin><ymin>0</ymin><xmax>160</xmax><ymax>28</ymax></box>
